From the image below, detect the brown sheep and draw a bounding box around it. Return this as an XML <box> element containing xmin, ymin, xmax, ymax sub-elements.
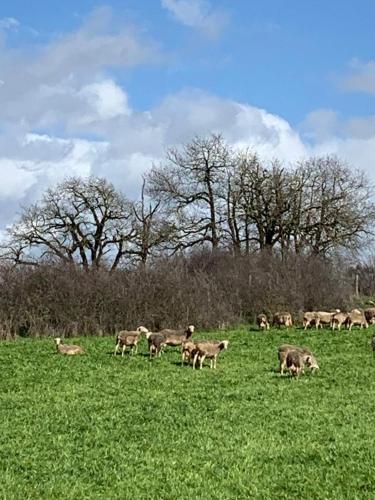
<box><xmin>146</xmin><ymin>332</ymin><xmax>165</xmax><ymax>358</ymax></box>
<box><xmin>158</xmin><ymin>325</ymin><xmax>195</xmax><ymax>348</ymax></box>
<box><xmin>278</xmin><ymin>344</ymin><xmax>319</xmax><ymax>374</ymax></box>
<box><xmin>347</xmin><ymin>309</ymin><xmax>368</xmax><ymax>331</ymax></box>
<box><xmin>303</xmin><ymin>312</ymin><xmax>318</xmax><ymax>330</ymax></box>
<box><xmin>192</xmin><ymin>340</ymin><xmax>229</xmax><ymax>369</ymax></box>
<box><xmin>181</xmin><ymin>339</ymin><xmax>212</xmax><ymax>366</ymax></box>
<box><xmin>273</xmin><ymin>312</ymin><xmax>293</xmax><ymax>328</ymax></box>
<box><xmin>285</xmin><ymin>350</ymin><xmax>319</xmax><ymax>377</ymax></box>
<box><xmin>114</xmin><ymin>326</ymin><xmax>149</xmax><ymax>356</ymax></box>
<box><xmin>365</xmin><ymin>308</ymin><xmax>375</xmax><ymax>325</ymax></box>
<box><xmin>256</xmin><ymin>314</ymin><xmax>270</xmax><ymax>331</ymax></box>
<box><xmin>55</xmin><ymin>337</ymin><xmax>85</xmax><ymax>355</ymax></box>
<box><xmin>331</xmin><ymin>312</ymin><xmax>349</xmax><ymax>331</ymax></box>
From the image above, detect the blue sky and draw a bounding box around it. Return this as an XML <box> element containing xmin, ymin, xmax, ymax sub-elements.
<box><xmin>0</xmin><ymin>0</ymin><xmax>374</xmax><ymax>229</ymax></box>
<box><xmin>1</xmin><ymin>0</ymin><xmax>374</xmax><ymax>122</ymax></box>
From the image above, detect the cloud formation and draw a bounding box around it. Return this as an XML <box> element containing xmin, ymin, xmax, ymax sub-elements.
<box><xmin>0</xmin><ymin>8</ymin><xmax>374</xmax><ymax>233</ymax></box>
<box><xmin>341</xmin><ymin>59</ymin><xmax>375</xmax><ymax>94</ymax></box>
<box><xmin>161</xmin><ymin>0</ymin><xmax>228</xmax><ymax>39</ymax></box>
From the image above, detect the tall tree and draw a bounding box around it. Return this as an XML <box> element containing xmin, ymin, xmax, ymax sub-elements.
<box><xmin>2</xmin><ymin>177</ymin><xmax>136</xmax><ymax>270</ymax></box>
<box><xmin>147</xmin><ymin>134</ymin><xmax>231</xmax><ymax>251</ymax></box>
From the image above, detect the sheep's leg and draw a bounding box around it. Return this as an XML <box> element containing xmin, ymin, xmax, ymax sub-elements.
<box><xmin>210</xmin><ymin>359</ymin><xmax>213</xmax><ymax>369</ymax></box>
<box><xmin>213</xmin><ymin>356</ymin><xmax>217</xmax><ymax>369</ymax></box>
<box><xmin>193</xmin><ymin>353</ymin><xmax>199</xmax><ymax>369</ymax></box>
<box><xmin>114</xmin><ymin>343</ymin><xmax>119</xmax><ymax>356</ymax></box>
<box><xmin>280</xmin><ymin>361</ymin><xmax>285</xmax><ymax>375</ymax></box>
<box><xmin>200</xmin><ymin>355</ymin><xmax>206</xmax><ymax>369</ymax></box>
<box><xmin>122</xmin><ymin>345</ymin><xmax>126</xmax><ymax>357</ymax></box>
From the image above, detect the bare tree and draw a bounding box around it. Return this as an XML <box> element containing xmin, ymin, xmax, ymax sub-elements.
<box><xmin>292</xmin><ymin>157</ymin><xmax>375</xmax><ymax>255</ymax></box>
<box><xmin>147</xmin><ymin>134</ymin><xmax>231</xmax><ymax>251</ymax></box>
<box><xmin>131</xmin><ymin>178</ymin><xmax>177</xmax><ymax>265</ymax></box>
<box><xmin>2</xmin><ymin>177</ymin><xmax>136</xmax><ymax>270</ymax></box>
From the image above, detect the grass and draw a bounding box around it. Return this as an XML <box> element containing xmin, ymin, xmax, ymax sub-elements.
<box><xmin>1</xmin><ymin>327</ymin><xmax>375</xmax><ymax>499</ymax></box>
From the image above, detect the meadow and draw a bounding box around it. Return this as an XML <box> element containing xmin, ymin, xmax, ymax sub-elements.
<box><xmin>1</xmin><ymin>327</ymin><xmax>375</xmax><ymax>499</ymax></box>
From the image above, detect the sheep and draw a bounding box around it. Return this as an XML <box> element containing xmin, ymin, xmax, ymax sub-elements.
<box><xmin>192</xmin><ymin>340</ymin><xmax>229</xmax><ymax>369</ymax></box>
<box><xmin>145</xmin><ymin>332</ymin><xmax>165</xmax><ymax>358</ymax></box>
<box><xmin>158</xmin><ymin>325</ymin><xmax>195</xmax><ymax>348</ymax></box>
<box><xmin>273</xmin><ymin>312</ymin><xmax>293</xmax><ymax>328</ymax></box>
<box><xmin>286</xmin><ymin>350</ymin><xmax>304</xmax><ymax>377</ymax></box>
<box><xmin>285</xmin><ymin>350</ymin><xmax>319</xmax><ymax>377</ymax></box>
<box><xmin>278</xmin><ymin>344</ymin><xmax>319</xmax><ymax>374</ymax></box>
<box><xmin>347</xmin><ymin>309</ymin><xmax>368</xmax><ymax>331</ymax></box>
<box><xmin>114</xmin><ymin>326</ymin><xmax>149</xmax><ymax>356</ymax></box>
<box><xmin>331</xmin><ymin>312</ymin><xmax>349</xmax><ymax>331</ymax></box>
<box><xmin>181</xmin><ymin>339</ymin><xmax>211</xmax><ymax>366</ymax></box>
<box><xmin>256</xmin><ymin>314</ymin><xmax>270</xmax><ymax>331</ymax></box>
<box><xmin>55</xmin><ymin>337</ymin><xmax>85</xmax><ymax>355</ymax></box>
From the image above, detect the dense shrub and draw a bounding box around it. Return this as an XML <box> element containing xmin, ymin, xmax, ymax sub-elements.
<box><xmin>0</xmin><ymin>250</ymin><xmax>353</xmax><ymax>339</ymax></box>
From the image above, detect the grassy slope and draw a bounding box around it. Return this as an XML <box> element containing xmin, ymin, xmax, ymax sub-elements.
<box><xmin>1</xmin><ymin>328</ymin><xmax>375</xmax><ymax>499</ymax></box>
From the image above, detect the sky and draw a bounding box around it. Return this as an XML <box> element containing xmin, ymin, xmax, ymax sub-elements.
<box><xmin>0</xmin><ymin>0</ymin><xmax>375</xmax><ymax>229</ymax></box>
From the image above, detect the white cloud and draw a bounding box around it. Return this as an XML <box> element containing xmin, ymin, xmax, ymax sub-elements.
<box><xmin>161</xmin><ymin>0</ymin><xmax>227</xmax><ymax>39</ymax></box>
<box><xmin>0</xmin><ymin>17</ymin><xmax>20</xmax><ymax>31</ymax></box>
<box><xmin>341</xmin><ymin>59</ymin><xmax>375</xmax><ymax>94</ymax></box>
<box><xmin>0</xmin><ymin>7</ymin><xmax>375</xmax><ymax>233</ymax></box>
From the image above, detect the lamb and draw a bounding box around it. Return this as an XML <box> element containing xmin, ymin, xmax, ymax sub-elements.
<box><xmin>114</xmin><ymin>326</ymin><xmax>149</xmax><ymax>356</ymax></box>
<box><xmin>145</xmin><ymin>332</ymin><xmax>165</xmax><ymax>358</ymax></box>
<box><xmin>278</xmin><ymin>344</ymin><xmax>319</xmax><ymax>374</ymax></box>
<box><xmin>181</xmin><ymin>340</ymin><xmax>198</xmax><ymax>365</ymax></box>
<box><xmin>55</xmin><ymin>337</ymin><xmax>85</xmax><ymax>355</ymax></box>
<box><xmin>192</xmin><ymin>340</ymin><xmax>229</xmax><ymax>369</ymax></box>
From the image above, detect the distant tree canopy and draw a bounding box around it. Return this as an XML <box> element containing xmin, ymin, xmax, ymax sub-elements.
<box><xmin>2</xmin><ymin>134</ymin><xmax>374</xmax><ymax>269</ymax></box>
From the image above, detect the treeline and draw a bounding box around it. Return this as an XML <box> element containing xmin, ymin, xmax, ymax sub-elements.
<box><xmin>1</xmin><ymin>134</ymin><xmax>374</xmax><ymax>268</ymax></box>
<box><xmin>0</xmin><ymin>252</ymin><xmax>352</xmax><ymax>338</ymax></box>
<box><xmin>0</xmin><ymin>133</ymin><xmax>373</xmax><ymax>337</ymax></box>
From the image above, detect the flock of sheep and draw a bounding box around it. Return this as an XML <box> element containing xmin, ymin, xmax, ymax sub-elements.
<box><xmin>53</xmin><ymin>306</ymin><xmax>375</xmax><ymax>377</ymax></box>
<box><xmin>54</xmin><ymin>326</ymin><xmax>230</xmax><ymax>370</ymax></box>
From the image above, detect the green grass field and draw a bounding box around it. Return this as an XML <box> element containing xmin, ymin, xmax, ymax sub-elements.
<box><xmin>1</xmin><ymin>327</ymin><xmax>375</xmax><ymax>499</ymax></box>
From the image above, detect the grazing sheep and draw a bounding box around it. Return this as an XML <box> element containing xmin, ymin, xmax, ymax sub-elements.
<box><xmin>256</xmin><ymin>314</ymin><xmax>270</xmax><ymax>331</ymax></box>
<box><xmin>192</xmin><ymin>340</ymin><xmax>229</xmax><ymax>369</ymax></box>
<box><xmin>286</xmin><ymin>350</ymin><xmax>304</xmax><ymax>377</ymax></box>
<box><xmin>315</xmin><ymin>310</ymin><xmax>340</xmax><ymax>329</ymax></box>
<box><xmin>55</xmin><ymin>337</ymin><xmax>85</xmax><ymax>355</ymax></box>
<box><xmin>273</xmin><ymin>312</ymin><xmax>293</xmax><ymax>328</ymax></box>
<box><xmin>285</xmin><ymin>350</ymin><xmax>319</xmax><ymax>378</ymax></box>
<box><xmin>146</xmin><ymin>332</ymin><xmax>165</xmax><ymax>358</ymax></box>
<box><xmin>303</xmin><ymin>311</ymin><xmax>318</xmax><ymax>330</ymax></box>
<box><xmin>364</xmin><ymin>308</ymin><xmax>375</xmax><ymax>326</ymax></box>
<box><xmin>278</xmin><ymin>344</ymin><xmax>319</xmax><ymax>374</ymax></box>
<box><xmin>331</xmin><ymin>312</ymin><xmax>349</xmax><ymax>331</ymax></box>
<box><xmin>347</xmin><ymin>309</ymin><xmax>368</xmax><ymax>331</ymax></box>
